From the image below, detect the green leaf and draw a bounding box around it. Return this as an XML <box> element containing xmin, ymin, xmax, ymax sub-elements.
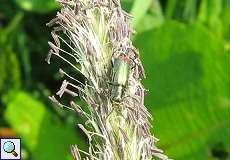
<box><xmin>165</xmin><ymin>0</ymin><xmax>198</xmax><ymax>23</ymax></box>
<box><xmin>4</xmin><ymin>91</ymin><xmax>87</xmax><ymax>160</ymax></box>
<box><xmin>135</xmin><ymin>21</ymin><xmax>230</xmax><ymax>159</ymax></box>
<box><xmin>135</xmin><ymin>0</ymin><xmax>164</xmax><ymax>33</ymax></box>
<box><xmin>0</xmin><ymin>13</ymin><xmax>22</xmax><ymax>94</ymax></box>
<box><xmin>0</xmin><ymin>50</ymin><xmax>21</xmax><ymax>93</ymax></box>
<box><xmin>183</xmin><ymin>0</ymin><xmax>198</xmax><ymax>23</ymax></box>
<box><xmin>17</xmin><ymin>30</ymin><xmax>32</xmax><ymax>87</ymax></box>
<box><xmin>130</xmin><ymin>0</ymin><xmax>152</xmax><ymax>27</ymax></box>
<box><xmin>14</xmin><ymin>0</ymin><xmax>59</xmax><ymax>13</ymax></box>
<box><xmin>165</xmin><ymin>0</ymin><xmax>178</xmax><ymax>19</ymax></box>
<box><xmin>198</xmin><ymin>0</ymin><xmax>222</xmax><ymax>36</ymax></box>
<box><xmin>221</xmin><ymin>0</ymin><xmax>230</xmax><ymax>41</ymax></box>
<box><xmin>0</xmin><ymin>13</ymin><xmax>23</xmax><ymax>44</ymax></box>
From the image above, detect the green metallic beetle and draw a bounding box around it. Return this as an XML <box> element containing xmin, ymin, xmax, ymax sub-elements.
<box><xmin>111</xmin><ymin>54</ymin><xmax>130</xmax><ymax>103</ymax></box>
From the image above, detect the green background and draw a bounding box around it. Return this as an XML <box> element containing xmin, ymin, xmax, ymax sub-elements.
<box><xmin>0</xmin><ymin>0</ymin><xmax>230</xmax><ymax>159</ymax></box>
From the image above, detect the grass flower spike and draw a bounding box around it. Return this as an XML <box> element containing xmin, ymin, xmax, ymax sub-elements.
<box><xmin>46</xmin><ymin>0</ymin><xmax>169</xmax><ymax>159</ymax></box>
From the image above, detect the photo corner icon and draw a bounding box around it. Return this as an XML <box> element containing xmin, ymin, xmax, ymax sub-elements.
<box><xmin>0</xmin><ymin>138</ymin><xmax>21</xmax><ymax>160</ymax></box>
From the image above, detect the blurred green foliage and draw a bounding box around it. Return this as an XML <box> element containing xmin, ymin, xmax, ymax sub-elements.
<box><xmin>0</xmin><ymin>0</ymin><xmax>230</xmax><ymax>160</ymax></box>
<box><xmin>0</xmin><ymin>13</ymin><xmax>22</xmax><ymax>93</ymax></box>
<box><xmin>14</xmin><ymin>0</ymin><xmax>59</xmax><ymax>13</ymax></box>
<box><xmin>135</xmin><ymin>21</ymin><xmax>230</xmax><ymax>159</ymax></box>
<box><xmin>4</xmin><ymin>91</ymin><xmax>86</xmax><ymax>160</ymax></box>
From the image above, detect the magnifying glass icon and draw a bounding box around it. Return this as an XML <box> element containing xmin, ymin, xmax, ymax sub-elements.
<box><xmin>3</xmin><ymin>141</ymin><xmax>18</xmax><ymax>157</ymax></box>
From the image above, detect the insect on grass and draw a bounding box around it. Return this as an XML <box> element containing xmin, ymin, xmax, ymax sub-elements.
<box><xmin>111</xmin><ymin>53</ymin><xmax>130</xmax><ymax>103</ymax></box>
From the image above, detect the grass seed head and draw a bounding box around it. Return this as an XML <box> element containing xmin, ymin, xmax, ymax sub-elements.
<box><xmin>47</xmin><ymin>0</ymin><xmax>169</xmax><ymax>159</ymax></box>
